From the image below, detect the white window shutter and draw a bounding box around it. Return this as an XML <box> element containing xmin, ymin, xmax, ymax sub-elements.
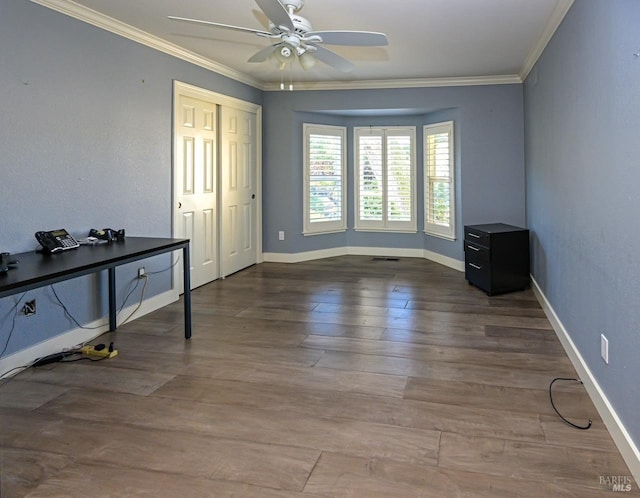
<box><xmin>303</xmin><ymin>124</ymin><xmax>347</xmax><ymax>235</ymax></box>
<box><xmin>424</xmin><ymin>121</ymin><xmax>455</xmax><ymax>240</ymax></box>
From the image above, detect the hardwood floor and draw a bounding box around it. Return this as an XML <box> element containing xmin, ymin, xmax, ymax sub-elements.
<box><xmin>1</xmin><ymin>256</ymin><xmax>637</xmax><ymax>497</ymax></box>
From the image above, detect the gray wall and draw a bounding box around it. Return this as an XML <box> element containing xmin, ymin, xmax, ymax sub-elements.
<box><xmin>262</xmin><ymin>85</ymin><xmax>526</xmax><ymax>259</ymax></box>
<box><xmin>524</xmin><ymin>0</ymin><xmax>640</xmax><ymax>446</ymax></box>
<box><xmin>0</xmin><ymin>0</ymin><xmax>261</xmax><ymax>358</ymax></box>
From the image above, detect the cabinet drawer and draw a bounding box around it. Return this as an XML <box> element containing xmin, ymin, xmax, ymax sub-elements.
<box><xmin>465</xmin><ymin>260</ymin><xmax>490</xmax><ymax>292</ymax></box>
<box><xmin>464</xmin><ymin>240</ymin><xmax>489</xmax><ymax>262</ymax></box>
<box><xmin>464</xmin><ymin>227</ymin><xmax>490</xmax><ymax>247</ymax></box>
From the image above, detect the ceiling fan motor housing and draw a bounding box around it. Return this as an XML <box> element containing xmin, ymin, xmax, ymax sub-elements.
<box><xmin>269</xmin><ymin>15</ymin><xmax>312</xmax><ymax>37</ymax></box>
<box><xmin>291</xmin><ymin>15</ymin><xmax>312</xmax><ymax>36</ymax></box>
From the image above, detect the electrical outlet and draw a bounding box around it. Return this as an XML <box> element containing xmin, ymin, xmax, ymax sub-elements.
<box><xmin>601</xmin><ymin>333</ymin><xmax>609</xmax><ymax>364</ymax></box>
<box><xmin>22</xmin><ymin>299</ymin><xmax>36</xmax><ymax>316</ymax></box>
<box><xmin>138</xmin><ymin>267</ymin><xmax>146</xmax><ymax>279</ymax></box>
<box><xmin>278</xmin><ymin>231</ymin><xmax>285</xmax><ymax>241</ymax></box>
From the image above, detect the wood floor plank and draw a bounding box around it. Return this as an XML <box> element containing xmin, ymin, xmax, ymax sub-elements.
<box><xmin>381</xmin><ymin>326</ymin><xmax>566</xmax><ymax>355</ymax></box>
<box><xmin>181</xmin><ymin>358</ymin><xmax>409</xmax><ymax>398</ymax></box>
<box><xmin>115</xmin><ymin>318</ymin><xmax>322</xmax><ymax>368</ymax></box>
<box><xmin>5</xmin><ymin>408</ymin><xmax>319</xmax><ymax>492</ymax></box>
<box><xmin>0</xmin><ymin>379</ymin><xmax>69</xmax><ymax>410</ymax></box>
<box><xmin>302</xmin><ymin>334</ymin><xmax>573</xmax><ymax>371</ymax></box>
<box><xmin>82</xmin><ymin>425</ymin><xmax>321</xmax><ymax>491</ymax></box>
<box><xmin>541</xmin><ymin>415</ymin><xmax>620</xmax><ymax>452</ymax></box>
<box><xmin>485</xmin><ymin>324</ymin><xmax>559</xmax><ymax>341</ymax></box>
<box><xmin>151</xmin><ymin>375</ymin><xmax>546</xmax><ymax>442</ymax></box>
<box><xmin>16</xmin><ymin>362</ymin><xmax>175</xmax><ymax>396</ymax></box>
<box><xmin>0</xmin><ymin>448</ymin><xmax>73</xmax><ymax>498</ymax></box>
<box><xmin>404</xmin><ymin>377</ymin><xmax>601</xmax><ymax>419</ymax></box>
<box><xmin>406</xmin><ymin>300</ymin><xmax>547</xmax><ymax>317</ymax></box>
<box><xmin>438</xmin><ymin>432</ymin><xmax>636</xmax><ymax>492</ymax></box>
<box><xmin>37</xmin><ymin>390</ymin><xmax>441</xmax><ymax>466</ymax></box>
<box><xmin>303</xmin><ymin>451</ymin><xmax>626</xmax><ymax>498</ymax></box>
<box><xmin>86</xmin><ymin>345</ymin><xmax>324</xmax><ymax>377</ymax></box>
<box><xmin>316</xmin><ymin>350</ymin><xmax>577</xmax><ymax>389</ymax></box>
<box><xmin>311</xmin><ymin>301</ymin><xmax>553</xmax><ymax>329</ymax></box>
<box><xmin>24</xmin><ymin>462</ymin><xmax>316</xmax><ymax>498</ymax></box>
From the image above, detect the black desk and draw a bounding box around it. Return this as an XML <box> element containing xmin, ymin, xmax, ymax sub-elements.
<box><xmin>0</xmin><ymin>237</ymin><xmax>192</xmax><ymax>338</ymax></box>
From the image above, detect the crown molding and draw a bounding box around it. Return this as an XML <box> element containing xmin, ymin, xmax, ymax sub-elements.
<box><xmin>519</xmin><ymin>0</ymin><xmax>574</xmax><ymax>80</ymax></box>
<box><xmin>262</xmin><ymin>74</ymin><xmax>522</xmax><ymax>92</ymax></box>
<box><xmin>29</xmin><ymin>0</ymin><xmax>265</xmax><ymax>90</ymax></box>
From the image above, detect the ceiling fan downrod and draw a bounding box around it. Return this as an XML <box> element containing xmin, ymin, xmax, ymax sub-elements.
<box><xmin>280</xmin><ymin>0</ymin><xmax>305</xmax><ymax>14</ymax></box>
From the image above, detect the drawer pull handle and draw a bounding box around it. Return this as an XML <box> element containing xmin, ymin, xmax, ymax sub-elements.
<box><xmin>469</xmin><ymin>263</ymin><xmax>483</xmax><ymax>270</ymax></box>
<box><xmin>468</xmin><ymin>233</ymin><xmax>481</xmax><ymax>238</ymax></box>
<box><xmin>467</xmin><ymin>245</ymin><xmax>480</xmax><ymax>251</ymax></box>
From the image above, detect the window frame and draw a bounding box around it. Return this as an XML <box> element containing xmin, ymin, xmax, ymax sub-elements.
<box><xmin>424</xmin><ymin>120</ymin><xmax>456</xmax><ymax>240</ymax></box>
<box><xmin>303</xmin><ymin>123</ymin><xmax>347</xmax><ymax>235</ymax></box>
<box><xmin>354</xmin><ymin>126</ymin><xmax>417</xmax><ymax>233</ymax></box>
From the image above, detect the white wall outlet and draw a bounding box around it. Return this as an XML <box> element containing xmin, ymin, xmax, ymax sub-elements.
<box><xmin>600</xmin><ymin>333</ymin><xmax>609</xmax><ymax>364</ymax></box>
<box><xmin>138</xmin><ymin>267</ymin><xmax>146</xmax><ymax>279</ymax></box>
<box><xmin>278</xmin><ymin>231</ymin><xmax>285</xmax><ymax>241</ymax></box>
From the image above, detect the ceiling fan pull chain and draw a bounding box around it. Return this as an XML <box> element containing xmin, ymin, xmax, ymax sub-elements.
<box><xmin>289</xmin><ymin>62</ymin><xmax>294</xmax><ymax>91</ymax></box>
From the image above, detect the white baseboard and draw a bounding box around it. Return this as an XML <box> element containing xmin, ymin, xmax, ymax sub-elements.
<box><xmin>263</xmin><ymin>246</ymin><xmax>465</xmax><ymax>272</ymax></box>
<box><xmin>263</xmin><ymin>246</ymin><xmax>348</xmax><ymax>264</ymax></box>
<box><xmin>422</xmin><ymin>248</ymin><xmax>465</xmax><ymax>272</ymax></box>
<box><xmin>0</xmin><ymin>289</ymin><xmax>178</xmax><ymax>379</ymax></box>
<box><xmin>531</xmin><ymin>277</ymin><xmax>640</xmax><ymax>484</ymax></box>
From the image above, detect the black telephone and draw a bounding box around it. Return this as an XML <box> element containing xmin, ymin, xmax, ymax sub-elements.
<box><xmin>35</xmin><ymin>229</ymin><xmax>80</xmax><ymax>253</ymax></box>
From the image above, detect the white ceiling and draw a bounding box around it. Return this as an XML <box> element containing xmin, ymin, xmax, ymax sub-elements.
<box><xmin>32</xmin><ymin>0</ymin><xmax>574</xmax><ymax>90</ymax></box>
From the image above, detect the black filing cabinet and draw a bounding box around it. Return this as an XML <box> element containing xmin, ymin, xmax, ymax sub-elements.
<box><xmin>464</xmin><ymin>223</ymin><xmax>530</xmax><ymax>296</ymax></box>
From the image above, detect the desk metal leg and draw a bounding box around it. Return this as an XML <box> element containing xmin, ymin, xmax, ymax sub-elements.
<box><xmin>108</xmin><ymin>267</ymin><xmax>117</xmax><ymax>331</ymax></box>
<box><xmin>182</xmin><ymin>245</ymin><xmax>192</xmax><ymax>339</ymax></box>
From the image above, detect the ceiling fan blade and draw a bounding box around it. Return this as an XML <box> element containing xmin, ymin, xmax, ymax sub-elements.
<box><xmin>255</xmin><ymin>0</ymin><xmax>294</xmax><ymax>33</ymax></box>
<box><xmin>248</xmin><ymin>44</ymin><xmax>279</xmax><ymax>63</ymax></box>
<box><xmin>311</xmin><ymin>46</ymin><xmax>355</xmax><ymax>72</ymax></box>
<box><xmin>168</xmin><ymin>16</ymin><xmax>272</xmax><ymax>36</ymax></box>
<box><xmin>307</xmin><ymin>31</ymin><xmax>388</xmax><ymax>47</ymax></box>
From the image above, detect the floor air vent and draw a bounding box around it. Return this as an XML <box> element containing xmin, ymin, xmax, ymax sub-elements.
<box><xmin>372</xmin><ymin>257</ymin><xmax>400</xmax><ymax>261</ymax></box>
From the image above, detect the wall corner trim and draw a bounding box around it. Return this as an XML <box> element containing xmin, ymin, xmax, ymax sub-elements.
<box><xmin>531</xmin><ymin>276</ymin><xmax>640</xmax><ymax>484</ymax></box>
<box><xmin>519</xmin><ymin>0</ymin><xmax>575</xmax><ymax>80</ymax></box>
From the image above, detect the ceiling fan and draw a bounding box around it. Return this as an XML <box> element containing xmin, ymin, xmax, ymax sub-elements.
<box><xmin>168</xmin><ymin>0</ymin><xmax>388</xmax><ymax>73</ymax></box>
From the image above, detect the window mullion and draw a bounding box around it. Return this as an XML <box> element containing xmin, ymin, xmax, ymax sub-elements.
<box><xmin>382</xmin><ymin>132</ymin><xmax>389</xmax><ymax>226</ymax></box>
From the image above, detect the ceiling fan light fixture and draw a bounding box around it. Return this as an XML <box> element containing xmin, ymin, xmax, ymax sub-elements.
<box><xmin>275</xmin><ymin>44</ymin><xmax>295</xmax><ymax>63</ymax></box>
<box><xmin>298</xmin><ymin>51</ymin><xmax>316</xmax><ymax>70</ymax></box>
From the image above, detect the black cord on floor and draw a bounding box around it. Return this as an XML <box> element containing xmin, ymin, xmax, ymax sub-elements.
<box><xmin>549</xmin><ymin>377</ymin><xmax>592</xmax><ymax>430</ymax></box>
<box><xmin>60</xmin><ymin>353</ymin><xmax>112</xmax><ymax>363</ymax></box>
